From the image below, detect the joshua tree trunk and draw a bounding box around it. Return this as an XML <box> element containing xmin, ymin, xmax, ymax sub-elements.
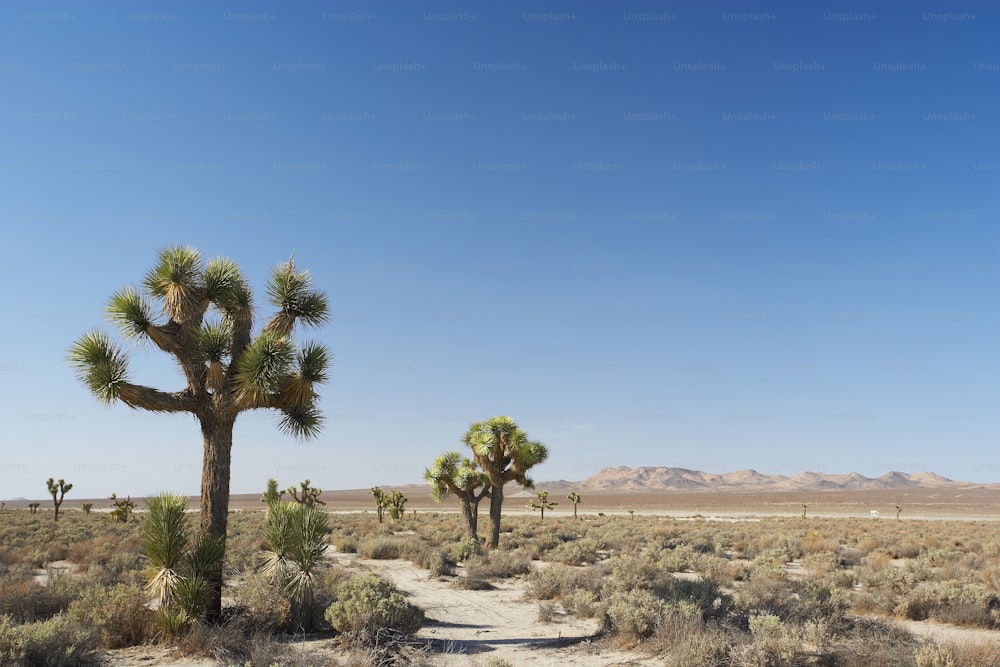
<box><xmin>199</xmin><ymin>414</ymin><xmax>235</xmax><ymax>623</ymax></box>
<box><xmin>487</xmin><ymin>483</ymin><xmax>504</xmax><ymax>548</ymax></box>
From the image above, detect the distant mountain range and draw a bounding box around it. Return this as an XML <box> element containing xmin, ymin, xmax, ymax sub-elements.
<box><xmin>540</xmin><ymin>466</ymin><xmax>989</xmax><ymax>493</ymax></box>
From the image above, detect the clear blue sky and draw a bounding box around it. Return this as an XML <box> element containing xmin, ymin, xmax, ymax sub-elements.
<box><xmin>1</xmin><ymin>2</ymin><xmax>997</xmax><ymax>500</ymax></box>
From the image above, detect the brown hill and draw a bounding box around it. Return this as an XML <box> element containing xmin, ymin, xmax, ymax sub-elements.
<box><xmin>571</xmin><ymin>466</ymin><xmax>988</xmax><ymax>493</ymax></box>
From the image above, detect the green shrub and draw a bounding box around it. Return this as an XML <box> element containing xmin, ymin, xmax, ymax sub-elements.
<box><xmin>606</xmin><ymin>588</ymin><xmax>664</xmax><ymax>643</ymax></box>
<box><xmin>0</xmin><ymin>614</ymin><xmax>97</xmax><ymax>666</ymax></box>
<box><xmin>449</xmin><ymin>539</ymin><xmax>480</xmax><ymax>562</ymax></box>
<box><xmin>325</xmin><ymin>573</ymin><xmax>424</xmax><ymax>645</ymax></box>
<box><xmin>67</xmin><ymin>583</ymin><xmax>150</xmax><ymax>649</ymax></box>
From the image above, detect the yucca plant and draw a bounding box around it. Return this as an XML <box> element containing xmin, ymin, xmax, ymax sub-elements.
<box><xmin>142</xmin><ymin>493</ymin><xmax>225</xmax><ymax>627</ymax></box>
<box><xmin>142</xmin><ymin>493</ymin><xmax>190</xmax><ymax>609</ymax></box>
<box><xmin>260</xmin><ymin>502</ymin><xmax>329</xmax><ymax>632</ymax></box>
<box><xmin>463</xmin><ymin>416</ymin><xmax>549</xmax><ymax>548</ymax></box>
<box><xmin>69</xmin><ymin>246</ymin><xmax>331</xmax><ymax>620</ymax></box>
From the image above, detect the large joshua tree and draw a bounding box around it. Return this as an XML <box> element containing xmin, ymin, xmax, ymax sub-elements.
<box><xmin>425</xmin><ymin>452</ymin><xmax>489</xmax><ymax>541</ymax></box>
<box><xmin>68</xmin><ymin>245</ymin><xmax>330</xmax><ymax>621</ymax></box>
<box><xmin>463</xmin><ymin>416</ymin><xmax>548</xmax><ymax>548</ymax></box>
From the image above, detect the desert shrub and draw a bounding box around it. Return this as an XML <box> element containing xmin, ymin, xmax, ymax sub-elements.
<box><xmin>895</xmin><ymin>581</ymin><xmax>1000</xmax><ymax>628</ymax></box>
<box><xmin>915</xmin><ymin>641</ymin><xmax>1000</xmax><ymax>667</ymax></box>
<box><xmin>421</xmin><ymin>550</ymin><xmax>453</xmax><ymax>577</ymax></box>
<box><xmin>536</xmin><ymin>601</ymin><xmax>557</xmax><ymax>623</ymax></box>
<box><xmin>67</xmin><ymin>583</ymin><xmax>151</xmax><ymax>649</ymax></box>
<box><xmin>730</xmin><ymin>614</ymin><xmax>801</xmax><ymax>667</ymax></box>
<box><xmin>325</xmin><ymin>573</ymin><xmax>424</xmax><ymax>645</ymax></box>
<box><xmin>606</xmin><ymin>588</ymin><xmax>663</xmax><ymax>644</ymax></box>
<box><xmin>231</xmin><ymin>571</ymin><xmax>292</xmax><ymax>631</ymax></box>
<box><xmin>0</xmin><ymin>614</ymin><xmax>97</xmax><ymax>666</ymax></box>
<box><xmin>564</xmin><ymin>588</ymin><xmax>600</xmax><ymax>619</ymax></box>
<box><xmin>543</xmin><ymin>539</ymin><xmax>599</xmax><ymax>566</ymax></box>
<box><xmin>448</xmin><ymin>539</ymin><xmax>481</xmax><ymax>562</ymax></box>
<box><xmin>825</xmin><ymin>616</ymin><xmax>918</xmax><ymax>667</ymax></box>
<box><xmin>0</xmin><ymin>572</ymin><xmax>79</xmax><ymax>623</ymax></box>
<box><xmin>650</xmin><ymin>608</ymin><xmax>733</xmax><ymax>666</ymax></box>
<box><xmin>454</xmin><ymin>576</ymin><xmax>493</xmax><ymax>590</ymax></box>
<box><xmin>463</xmin><ymin>550</ymin><xmax>531</xmax><ymax>580</ymax></box>
<box><xmin>736</xmin><ymin>571</ymin><xmax>845</xmax><ymax>624</ymax></box>
<box><xmin>358</xmin><ymin>537</ymin><xmax>402</xmax><ymax>560</ymax></box>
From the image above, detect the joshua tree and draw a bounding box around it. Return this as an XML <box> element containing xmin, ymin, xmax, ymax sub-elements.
<box><xmin>568</xmin><ymin>491</ymin><xmax>581</xmax><ymax>519</ymax></box>
<box><xmin>383</xmin><ymin>489</ymin><xmax>407</xmax><ymax>520</ymax></box>
<box><xmin>109</xmin><ymin>493</ymin><xmax>136</xmax><ymax>523</ymax></box>
<box><xmin>370</xmin><ymin>487</ymin><xmax>387</xmax><ymax>523</ymax></box>
<box><xmin>425</xmin><ymin>452</ymin><xmax>490</xmax><ymax>541</ymax></box>
<box><xmin>895</xmin><ymin>505</ymin><xmax>903</xmax><ymax>521</ymax></box>
<box><xmin>28</xmin><ymin>502</ymin><xmax>39</xmax><ymax>514</ymax></box>
<box><xmin>261</xmin><ymin>478</ymin><xmax>285</xmax><ymax>509</ymax></box>
<box><xmin>463</xmin><ymin>416</ymin><xmax>549</xmax><ymax>548</ymax></box>
<box><xmin>69</xmin><ymin>246</ymin><xmax>330</xmax><ymax>621</ymax></box>
<box><xmin>46</xmin><ymin>478</ymin><xmax>72</xmax><ymax>522</ymax></box>
<box><xmin>628</xmin><ymin>509</ymin><xmax>635</xmax><ymax>520</ymax></box>
<box><xmin>81</xmin><ymin>502</ymin><xmax>93</xmax><ymax>515</ymax></box>
<box><xmin>801</xmin><ymin>502</ymin><xmax>811</xmax><ymax>519</ymax></box>
<box><xmin>259</xmin><ymin>501</ymin><xmax>329</xmax><ymax>632</ymax></box>
<box><xmin>287</xmin><ymin>479</ymin><xmax>324</xmax><ymax>507</ymax></box>
<box><xmin>529</xmin><ymin>490</ymin><xmax>557</xmax><ymax>522</ymax></box>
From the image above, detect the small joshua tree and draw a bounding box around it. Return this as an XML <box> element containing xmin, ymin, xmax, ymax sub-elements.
<box><xmin>287</xmin><ymin>479</ymin><xmax>324</xmax><ymax>507</ymax></box>
<box><xmin>801</xmin><ymin>502</ymin><xmax>810</xmax><ymax>519</ymax></box>
<box><xmin>568</xmin><ymin>492</ymin><xmax>581</xmax><ymax>519</ymax></box>
<box><xmin>529</xmin><ymin>490</ymin><xmax>557</xmax><ymax>522</ymax></box>
<box><xmin>370</xmin><ymin>487</ymin><xmax>387</xmax><ymax>523</ymax></box>
<box><xmin>628</xmin><ymin>509</ymin><xmax>634</xmax><ymax>521</ymax></box>
<box><xmin>425</xmin><ymin>452</ymin><xmax>490</xmax><ymax>541</ymax></box>
<box><xmin>261</xmin><ymin>479</ymin><xmax>285</xmax><ymax>509</ymax></box>
<box><xmin>81</xmin><ymin>502</ymin><xmax>93</xmax><ymax>515</ymax></box>
<box><xmin>47</xmin><ymin>478</ymin><xmax>72</xmax><ymax>522</ymax></box>
<box><xmin>384</xmin><ymin>490</ymin><xmax>407</xmax><ymax>520</ymax></box>
<box><xmin>895</xmin><ymin>505</ymin><xmax>903</xmax><ymax>521</ymax></box>
<box><xmin>110</xmin><ymin>493</ymin><xmax>136</xmax><ymax>523</ymax></box>
<box><xmin>28</xmin><ymin>502</ymin><xmax>40</xmax><ymax>514</ymax></box>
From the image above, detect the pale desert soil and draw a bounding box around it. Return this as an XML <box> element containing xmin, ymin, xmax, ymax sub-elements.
<box><xmin>330</xmin><ymin>552</ymin><xmax>655</xmax><ymax>666</ymax></box>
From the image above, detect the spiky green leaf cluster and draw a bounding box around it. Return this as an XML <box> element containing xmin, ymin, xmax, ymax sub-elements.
<box><xmin>142</xmin><ymin>493</ymin><xmax>190</xmax><ymax>608</ymax></box>
<box><xmin>68</xmin><ymin>330</ymin><xmax>130</xmax><ymax>404</ymax></box>
<box><xmin>265</xmin><ymin>260</ymin><xmax>330</xmax><ymax>337</ymax></box>
<box><xmin>462</xmin><ymin>416</ymin><xmax>549</xmax><ymax>487</ymax></box>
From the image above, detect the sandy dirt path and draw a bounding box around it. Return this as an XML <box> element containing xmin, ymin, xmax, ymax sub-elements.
<box><xmin>335</xmin><ymin>553</ymin><xmax>654</xmax><ymax>666</ymax></box>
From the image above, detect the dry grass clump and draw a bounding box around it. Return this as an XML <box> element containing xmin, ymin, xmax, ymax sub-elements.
<box><xmin>0</xmin><ymin>570</ymin><xmax>80</xmax><ymax>623</ymax></box>
<box><xmin>462</xmin><ymin>550</ymin><xmax>532</xmax><ymax>581</ymax></box>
